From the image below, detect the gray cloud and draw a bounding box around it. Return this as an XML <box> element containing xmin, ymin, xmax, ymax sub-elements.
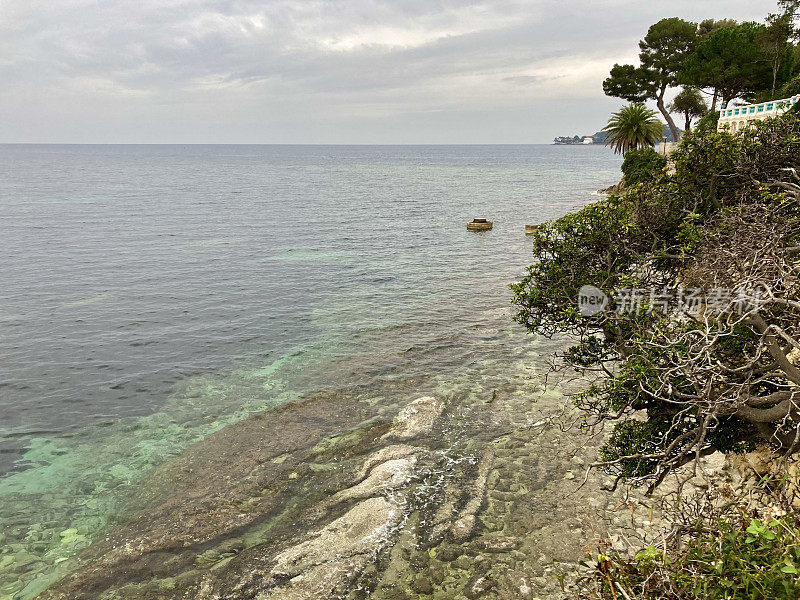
<box><xmin>0</xmin><ymin>0</ymin><xmax>780</xmax><ymax>143</ymax></box>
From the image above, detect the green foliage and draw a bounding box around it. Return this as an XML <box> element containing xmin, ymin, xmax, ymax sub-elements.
<box><xmin>668</xmin><ymin>86</ymin><xmax>708</xmax><ymax>131</ymax></box>
<box><xmin>760</xmin><ymin>8</ymin><xmax>797</xmax><ymax>99</ymax></box>
<box><xmin>511</xmin><ymin>195</ymin><xmax>638</xmax><ymax>338</ymax></box>
<box><xmin>603</xmin><ymin>64</ymin><xmax>652</xmax><ymax>103</ymax></box>
<box><xmin>695</xmin><ymin>109</ymin><xmax>721</xmax><ymax>132</ymax></box>
<box><xmin>604</xmin><ymin>18</ymin><xmax>697</xmax><ymax>142</ymax></box>
<box><xmin>603</xmin><ymin>104</ymin><xmax>665</xmax><ymax>155</ymax></box>
<box><xmin>779</xmin><ymin>0</ymin><xmax>800</xmax><ymax>39</ymax></box>
<box><xmin>675</xmin><ymin>211</ymin><xmax>703</xmax><ymax>253</ymax></box>
<box><xmin>589</xmin><ymin>517</ymin><xmax>800</xmax><ymax>599</ymax></box>
<box><xmin>698</xmin><ymin>18</ymin><xmax>739</xmax><ymax>37</ymax></box>
<box><xmin>782</xmin><ymin>73</ymin><xmax>800</xmax><ymax>97</ymax></box>
<box><xmin>681</xmin><ymin>22</ymin><xmax>773</xmax><ymax>105</ymax></box>
<box><xmin>513</xmin><ymin>114</ymin><xmax>800</xmax><ymax>487</ymax></box>
<box><xmin>620</xmin><ymin>148</ymin><xmax>667</xmax><ymax>186</ymax></box>
<box><xmin>638</xmin><ymin>18</ymin><xmax>698</xmax><ymax>85</ymax></box>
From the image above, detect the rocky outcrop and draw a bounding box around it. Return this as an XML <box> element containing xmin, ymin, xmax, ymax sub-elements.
<box><xmin>261</xmin><ymin>396</ymin><xmax>447</xmax><ymax>598</ymax></box>
<box><xmin>328</xmin><ymin>457</ymin><xmax>417</xmax><ymax>504</ymax></box>
<box><xmin>355</xmin><ymin>444</ymin><xmax>420</xmax><ymax>479</ymax></box>
<box><xmin>35</xmin><ymin>378</ymin><xmax>630</xmax><ymax>600</ymax></box>
<box><xmin>263</xmin><ymin>497</ymin><xmax>404</xmax><ymax>599</ymax></box>
<box><xmin>381</xmin><ymin>396</ymin><xmax>443</xmax><ymax>442</ymax></box>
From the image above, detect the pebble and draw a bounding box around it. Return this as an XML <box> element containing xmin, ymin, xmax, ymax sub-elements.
<box><xmin>481</xmin><ymin>536</ymin><xmax>520</xmax><ymax>553</ymax></box>
<box><xmin>464</xmin><ymin>575</ymin><xmax>497</xmax><ymax>599</ymax></box>
<box><xmin>411</xmin><ymin>576</ymin><xmax>433</xmax><ymax>594</ymax></box>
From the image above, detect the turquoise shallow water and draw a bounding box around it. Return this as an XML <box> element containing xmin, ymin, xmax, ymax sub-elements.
<box><xmin>0</xmin><ymin>144</ymin><xmax>621</xmax><ymax>598</ymax></box>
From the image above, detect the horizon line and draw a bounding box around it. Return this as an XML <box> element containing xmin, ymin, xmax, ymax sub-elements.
<box><xmin>0</xmin><ymin>141</ymin><xmax>611</xmax><ymax>147</ymax></box>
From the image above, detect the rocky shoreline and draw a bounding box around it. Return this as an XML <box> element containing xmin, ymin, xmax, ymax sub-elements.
<box><xmin>30</xmin><ymin>362</ymin><xmax>681</xmax><ymax>600</ymax></box>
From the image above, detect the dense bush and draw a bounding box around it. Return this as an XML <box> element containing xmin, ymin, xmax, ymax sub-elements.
<box><xmin>695</xmin><ymin>109</ymin><xmax>720</xmax><ymax>132</ymax></box>
<box><xmin>512</xmin><ymin>114</ymin><xmax>800</xmax><ymax>491</ymax></box>
<box><xmin>621</xmin><ymin>148</ymin><xmax>667</xmax><ymax>186</ymax></box>
<box><xmin>583</xmin><ymin>516</ymin><xmax>800</xmax><ymax>599</ymax></box>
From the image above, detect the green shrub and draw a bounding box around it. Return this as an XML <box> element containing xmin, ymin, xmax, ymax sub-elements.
<box><xmin>512</xmin><ymin>114</ymin><xmax>800</xmax><ymax>491</ymax></box>
<box><xmin>584</xmin><ymin>516</ymin><xmax>800</xmax><ymax>599</ymax></box>
<box><xmin>780</xmin><ymin>74</ymin><xmax>800</xmax><ymax>98</ymax></box>
<box><xmin>695</xmin><ymin>109</ymin><xmax>720</xmax><ymax>132</ymax></box>
<box><xmin>621</xmin><ymin>148</ymin><xmax>667</xmax><ymax>186</ymax></box>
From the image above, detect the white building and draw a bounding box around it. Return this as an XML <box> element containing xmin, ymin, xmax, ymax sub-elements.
<box><xmin>718</xmin><ymin>94</ymin><xmax>799</xmax><ymax>132</ymax></box>
<box><xmin>581</xmin><ymin>136</ymin><xmax>594</xmax><ymax>144</ymax></box>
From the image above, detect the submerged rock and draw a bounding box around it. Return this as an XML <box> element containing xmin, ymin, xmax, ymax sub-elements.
<box><xmin>480</xmin><ymin>535</ymin><xmax>520</xmax><ymax>553</ymax></box>
<box><xmin>382</xmin><ymin>396</ymin><xmax>443</xmax><ymax>441</ymax></box>
<box><xmin>329</xmin><ymin>457</ymin><xmax>417</xmax><ymax>504</ymax></box>
<box><xmin>34</xmin><ymin>374</ymin><xmax>623</xmax><ymax>600</ymax></box>
<box><xmin>265</xmin><ymin>496</ymin><xmax>404</xmax><ymax>599</ymax></box>
<box><xmin>464</xmin><ymin>574</ymin><xmax>497</xmax><ymax>598</ymax></box>
<box><xmin>356</xmin><ymin>444</ymin><xmax>420</xmax><ymax>479</ymax></box>
<box><xmin>452</xmin><ymin>445</ymin><xmax>495</xmax><ymax>541</ymax></box>
<box><xmin>411</xmin><ymin>576</ymin><xmax>433</xmax><ymax>594</ymax></box>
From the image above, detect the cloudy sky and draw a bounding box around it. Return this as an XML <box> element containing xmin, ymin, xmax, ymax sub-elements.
<box><xmin>0</xmin><ymin>0</ymin><xmax>779</xmax><ymax>143</ymax></box>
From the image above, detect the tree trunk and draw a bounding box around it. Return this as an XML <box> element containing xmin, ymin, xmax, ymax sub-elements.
<box><xmin>656</xmin><ymin>88</ymin><xmax>681</xmax><ymax>142</ymax></box>
<box><xmin>710</xmin><ymin>88</ymin><xmax>718</xmax><ymax>112</ymax></box>
<box><xmin>773</xmin><ymin>63</ymin><xmax>779</xmax><ymax>100</ymax></box>
<box><xmin>685</xmin><ymin>113</ymin><xmax>691</xmax><ymax>133</ymax></box>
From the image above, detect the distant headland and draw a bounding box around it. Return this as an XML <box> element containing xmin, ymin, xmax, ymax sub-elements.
<box><xmin>553</xmin><ymin>125</ymin><xmax>677</xmax><ymax>145</ymax></box>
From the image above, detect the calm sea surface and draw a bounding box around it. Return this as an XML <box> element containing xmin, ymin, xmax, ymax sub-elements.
<box><xmin>0</xmin><ymin>144</ymin><xmax>621</xmax><ymax>597</ymax></box>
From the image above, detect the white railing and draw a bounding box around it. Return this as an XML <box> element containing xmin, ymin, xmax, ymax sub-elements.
<box><xmin>718</xmin><ymin>94</ymin><xmax>799</xmax><ymax>131</ymax></box>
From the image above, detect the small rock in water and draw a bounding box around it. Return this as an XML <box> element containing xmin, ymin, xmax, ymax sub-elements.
<box><xmin>382</xmin><ymin>396</ymin><xmax>443</xmax><ymax>441</ymax></box>
<box><xmin>451</xmin><ymin>514</ymin><xmax>475</xmax><ymax>541</ymax></box>
<box><xmin>412</xmin><ymin>576</ymin><xmax>433</xmax><ymax>594</ymax></box>
<box><xmin>480</xmin><ymin>536</ymin><xmax>520</xmax><ymax>553</ymax></box>
<box><xmin>436</xmin><ymin>546</ymin><xmax>459</xmax><ymax>562</ymax></box>
<box><xmin>464</xmin><ymin>575</ymin><xmax>497</xmax><ymax>599</ymax></box>
<box><xmin>467</xmin><ymin>219</ymin><xmax>493</xmax><ymax>231</ymax></box>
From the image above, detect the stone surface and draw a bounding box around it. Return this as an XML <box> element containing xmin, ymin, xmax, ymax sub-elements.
<box><xmin>356</xmin><ymin>444</ymin><xmax>420</xmax><ymax>479</ymax></box>
<box><xmin>264</xmin><ymin>497</ymin><xmax>404</xmax><ymax>599</ymax></box>
<box><xmin>480</xmin><ymin>536</ymin><xmax>520</xmax><ymax>553</ymax></box>
<box><xmin>34</xmin><ymin>369</ymin><xmax>659</xmax><ymax>600</ymax></box>
<box><xmin>452</xmin><ymin>445</ymin><xmax>494</xmax><ymax>541</ymax></box>
<box><xmin>464</xmin><ymin>574</ymin><xmax>498</xmax><ymax>598</ymax></box>
<box><xmin>329</xmin><ymin>457</ymin><xmax>417</xmax><ymax>504</ymax></box>
<box><xmin>411</xmin><ymin>576</ymin><xmax>433</xmax><ymax>594</ymax></box>
<box><xmin>467</xmin><ymin>220</ymin><xmax>494</xmax><ymax>231</ymax></box>
<box><xmin>381</xmin><ymin>396</ymin><xmax>444</xmax><ymax>441</ymax></box>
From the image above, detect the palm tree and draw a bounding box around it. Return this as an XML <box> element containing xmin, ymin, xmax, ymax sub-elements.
<box><xmin>602</xmin><ymin>104</ymin><xmax>664</xmax><ymax>154</ymax></box>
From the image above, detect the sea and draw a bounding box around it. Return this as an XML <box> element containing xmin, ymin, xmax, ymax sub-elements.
<box><xmin>0</xmin><ymin>144</ymin><xmax>621</xmax><ymax>598</ymax></box>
